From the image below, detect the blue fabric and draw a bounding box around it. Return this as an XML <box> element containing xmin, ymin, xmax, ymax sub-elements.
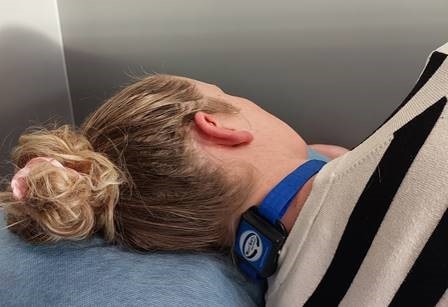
<box><xmin>0</xmin><ymin>213</ymin><xmax>265</xmax><ymax>306</ymax></box>
<box><xmin>307</xmin><ymin>147</ymin><xmax>330</xmax><ymax>162</ymax></box>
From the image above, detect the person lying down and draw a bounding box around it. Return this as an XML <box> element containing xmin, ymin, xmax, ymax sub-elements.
<box><xmin>1</xmin><ymin>42</ymin><xmax>447</xmax><ymax>306</ymax></box>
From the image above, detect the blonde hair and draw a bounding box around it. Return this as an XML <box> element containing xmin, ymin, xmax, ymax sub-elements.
<box><xmin>0</xmin><ymin>75</ymin><xmax>256</xmax><ymax>252</ymax></box>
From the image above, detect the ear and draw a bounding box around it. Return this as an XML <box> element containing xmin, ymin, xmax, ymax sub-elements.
<box><xmin>193</xmin><ymin>112</ymin><xmax>253</xmax><ymax>146</ymax></box>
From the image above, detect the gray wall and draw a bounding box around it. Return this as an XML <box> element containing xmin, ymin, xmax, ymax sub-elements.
<box><xmin>0</xmin><ymin>0</ymin><xmax>73</xmax><ymax>176</ymax></box>
<box><xmin>60</xmin><ymin>1</ymin><xmax>448</xmax><ymax>149</ymax></box>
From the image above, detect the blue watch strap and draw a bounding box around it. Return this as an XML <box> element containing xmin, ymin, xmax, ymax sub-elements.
<box><xmin>257</xmin><ymin>159</ymin><xmax>327</xmax><ymax>224</ymax></box>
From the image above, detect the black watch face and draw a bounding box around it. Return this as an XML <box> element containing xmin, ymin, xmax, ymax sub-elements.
<box><xmin>234</xmin><ymin>208</ymin><xmax>287</xmax><ymax>279</ymax></box>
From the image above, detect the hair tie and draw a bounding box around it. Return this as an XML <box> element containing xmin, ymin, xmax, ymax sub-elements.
<box><xmin>10</xmin><ymin>157</ymin><xmax>80</xmax><ymax>201</ymax></box>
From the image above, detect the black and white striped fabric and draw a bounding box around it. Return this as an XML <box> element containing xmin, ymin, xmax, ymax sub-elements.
<box><xmin>267</xmin><ymin>42</ymin><xmax>448</xmax><ymax>307</ymax></box>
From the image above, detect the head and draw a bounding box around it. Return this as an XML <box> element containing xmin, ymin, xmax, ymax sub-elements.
<box><xmin>0</xmin><ymin>74</ymin><xmax>308</xmax><ymax>252</ymax></box>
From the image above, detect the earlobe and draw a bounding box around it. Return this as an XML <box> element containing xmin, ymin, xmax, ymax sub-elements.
<box><xmin>193</xmin><ymin>112</ymin><xmax>253</xmax><ymax>146</ymax></box>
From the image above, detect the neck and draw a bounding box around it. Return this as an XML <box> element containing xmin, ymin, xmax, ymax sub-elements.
<box><xmin>280</xmin><ymin>174</ymin><xmax>316</xmax><ymax>233</ymax></box>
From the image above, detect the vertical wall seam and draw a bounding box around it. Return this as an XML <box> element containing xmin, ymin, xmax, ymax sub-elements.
<box><xmin>54</xmin><ymin>0</ymin><xmax>75</xmax><ymax>126</ymax></box>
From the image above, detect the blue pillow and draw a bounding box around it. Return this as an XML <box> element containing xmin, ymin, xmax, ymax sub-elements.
<box><xmin>307</xmin><ymin>147</ymin><xmax>330</xmax><ymax>162</ymax></box>
<box><xmin>0</xmin><ymin>213</ymin><xmax>265</xmax><ymax>306</ymax></box>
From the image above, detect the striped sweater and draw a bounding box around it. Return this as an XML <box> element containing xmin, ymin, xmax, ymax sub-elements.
<box><xmin>266</xmin><ymin>42</ymin><xmax>448</xmax><ymax>307</ymax></box>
